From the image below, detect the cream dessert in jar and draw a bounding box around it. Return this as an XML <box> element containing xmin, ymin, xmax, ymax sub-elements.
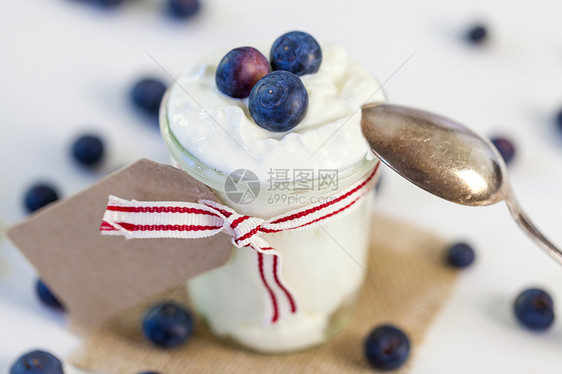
<box><xmin>160</xmin><ymin>33</ymin><xmax>384</xmax><ymax>353</ymax></box>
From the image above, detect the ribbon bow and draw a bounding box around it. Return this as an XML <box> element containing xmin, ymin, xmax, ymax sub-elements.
<box><xmin>100</xmin><ymin>163</ymin><xmax>379</xmax><ymax>324</ymax></box>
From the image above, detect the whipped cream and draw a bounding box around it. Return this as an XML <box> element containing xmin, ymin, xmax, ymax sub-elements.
<box><xmin>166</xmin><ymin>43</ymin><xmax>384</xmax><ymax>182</ymax></box>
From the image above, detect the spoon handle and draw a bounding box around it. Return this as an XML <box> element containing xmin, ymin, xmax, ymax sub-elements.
<box><xmin>505</xmin><ymin>194</ymin><xmax>562</xmax><ymax>264</ymax></box>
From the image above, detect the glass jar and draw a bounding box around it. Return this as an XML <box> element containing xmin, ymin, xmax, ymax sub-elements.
<box><xmin>160</xmin><ymin>92</ymin><xmax>380</xmax><ymax>354</ymax></box>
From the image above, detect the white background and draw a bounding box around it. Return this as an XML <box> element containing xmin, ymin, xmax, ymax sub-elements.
<box><xmin>2</xmin><ymin>0</ymin><xmax>562</xmax><ymax>372</ymax></box>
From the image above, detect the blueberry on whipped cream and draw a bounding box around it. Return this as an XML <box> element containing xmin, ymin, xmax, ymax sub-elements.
<box><xmin>215</xmin><ymin>47</ymin><xmax>270</xmax><ymax>99</ymax></box>
<box><xmin>249</xmin><ymin>70</ymin><xmax>308</xmax><ymax>132</ymax></box>
<box><xmin>270</xmin><ymin>31</ymin><xmax>322</xmax><ymax>76</ymax></box>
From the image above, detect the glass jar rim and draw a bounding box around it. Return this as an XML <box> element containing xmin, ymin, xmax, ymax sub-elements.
<box><xmin>159</xmin><ymin>86</ymin><xmax>380</xmax><ymax>192</ymax></box>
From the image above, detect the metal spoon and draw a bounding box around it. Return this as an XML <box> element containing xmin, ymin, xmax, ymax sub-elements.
<box><xmin>361</xmin><ymin>102</ymin><xmax>562</xmax><ymax>265</ymax></box>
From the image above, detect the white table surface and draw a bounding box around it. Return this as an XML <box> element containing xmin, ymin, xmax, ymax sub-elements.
<box><xmin>2</xmin><ymin>0</ymin><xmax>562</xmax><ymax>372</ymax></box>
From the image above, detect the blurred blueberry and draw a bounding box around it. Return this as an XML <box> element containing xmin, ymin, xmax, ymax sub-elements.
<box><xmin>446</xmin><ymin>242</ymin><xmax>475</xmax><ymax>268</ymax></box>
<box><xmin>514</xmin><ymin>288</ymin><xmax>555</xmax><ymax>331</ymax></box>
<box><xmin>93</xmin><ymin>0</ymin><xmax>124</xmax><ymax>8</ymax></box>
<box><xmin>364</xmin><ymin>324</ymin><xmax>410</xmax><ymax>370</ymax></box>
<box><xmin>167</xmin><ymin>0</ymin><xmax>200</xmax><ymax>19</ymax></box>
<box><xmin>36</xmin><ymin>279</ymin><xmax>64</xmax><ymax>310</ymax></box>
<box><xmin>466</xmin><ymin>24</ymin><xmax>488</xmax><ymax>44</ymax></box>
<box><xmin>24</xmin><ymin>183</ymin><xmax>59</xmax><ymax>214</ymax></box>
<box><xmin>142</xmin><ymin>301</ymin><xmax>194</xmax><ymax>348</ymax></box>
<box><xmin>490</xmin><ymin>136</ymin><xmax>515</xmax><ymax>165</ymax></box>
<box><xmin>249</xmin><ymin>71</ymin><xmax>308</xmax><ymax>132</ymax></box>
<box><xmin>270</xmin><ymin>31</ymin><xmax>322</xmax><ymax>76</ymax></box>
<box><xmin>555</xmin><ymin>108</ymin><xmax>562</xmax><ymax>132</ymax></box>
<box><xmin>131</xmin><ymin>77</ymin><xmax>167</xmax><ymax>117</ymax></box>
<box><xmin>215</xmin><ymin>47</ymin><xmax>271</xmax><ymax>98</ymax></box>
<box><xmin>71</xmin><ymin>134</ymin><xmax>105</xmax><ymax>167</ymax></box>
<box><xmin>10</xmin><ymin>350</ymin><xmax>63</xmax><ymax>374</ymax></box>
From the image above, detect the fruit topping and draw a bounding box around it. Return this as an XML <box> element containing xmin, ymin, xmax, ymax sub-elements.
<box><xmin>270</xmin><ymin>31</ymin><xmax>322</xmax><ymax>76</ymax></box>
<box><xmin>249</xmin><ymin>70</ymin><xmax>308</xmax><ymax>132</ymax></box>
<box><xmin>215</xmin><ymin>47</ymin><xmax>270</xmax><ymax>99</ymax></box>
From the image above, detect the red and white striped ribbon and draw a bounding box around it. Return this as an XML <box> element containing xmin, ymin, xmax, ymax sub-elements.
<box><xmin>100</xmin><ymin>162</ymin><xmax>379</xmax><ymax>324</ymax></box>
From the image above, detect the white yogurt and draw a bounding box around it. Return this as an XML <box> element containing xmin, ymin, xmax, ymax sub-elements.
<box><xmin>187</xmin><ymin>194</ymin><xmax>374</xmax><ymax>353</ymax></box>
<box><xmin>164</xmin><ymin>42</ymin><xmax>383</xmax><ymax>353</ymax></box>
<box><xmin>166</xmin><ymin>43</ymin><xmax>383</xmax><ymax>182</ymax></box>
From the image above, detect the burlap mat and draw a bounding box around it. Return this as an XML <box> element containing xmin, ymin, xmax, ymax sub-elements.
<box><xmin>71</xmin><ymin>213</ymin><xmax>458</xmax><ymax>373</ymax></box>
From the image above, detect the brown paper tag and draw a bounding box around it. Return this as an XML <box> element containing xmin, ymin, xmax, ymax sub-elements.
<box><xmin>7</xmin><ymin>159</ymin><xmax>232</xmax><ymax>329</ymax></box>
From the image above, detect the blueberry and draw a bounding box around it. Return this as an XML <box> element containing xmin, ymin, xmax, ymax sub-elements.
<box><xmin>364</xmin><ymin>324</ymin><xmax>410</xmax><ymax>371</ymax></box>
<box><xmin>36</xmin><ymin>279</ymin><xmax>64</xmax><ymax>310</ymax></box>
<box><xmin>445</xmin><ymin>242</ymin><xmax>475</xmax><ymax>268</ymax></box>
<box><xmin>93</xmin><ymin>0</ymin><xmax>123</xmax><ymax>8</ymax></box>
<box><xmin>490</xmin><ymin>136</ymin><xmax>515</xmax><ymax>165</ymax></box>
<box><xmin>142</xmin><ymin>301</ymin><xmax>194</xmax><ymax>348</ymax></box>
<box><xmin>71</xmin><ymin>134</ymin><xmax>104</xmax><ymax>167</ymax></box>
<box><xmin>131</xmin><ymin>77</ymin><xmax>167</xmax><ymax>117</ymax></box>
<box><xmin>167</xmin><ymin>0</ymin><xmax>200</xmax><ymax>19</ymax></box>
<box><xmin>137</xmin><ymin>372</ymin><xmax>160</xmax><ymax>374</ymax></box>
<box><xmin>24</xmin><ymin>184</ymin><xmax>59</xmax><ymax>214</ymax></box>
<box><xmin>10</xmin><ymin>350</ymin><xmax>64</xmax><ymax>374</ymax></box>
<box><xmin>466</xmin><ymin>24</ymin><xmax>488</xmax><ymax>44</ymax></box>
<box><xmin>514</xmin><ymin>288</ymin><xmax>555</xmax><ymax>331</ymax></box>
<box><xmin>249</xmin><ymin>71</ymin><xmax>308</xmax><ymax>132</ymax></box>
<box><xmin>556</xmin><ymin>108</ymin><xmax>562</xmax><ymax>131</ymax></box>
<box><xmin>270</xmin><ymin>31</ymin><xmax>322</xmax><ymax>76</ymax></box>
<box><xmin>215</xmin><ymin>47</ymin><xmax>271</xmax><ymax>99</ymax></box>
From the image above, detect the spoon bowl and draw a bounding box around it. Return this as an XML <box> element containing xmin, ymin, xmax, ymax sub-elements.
<box><xmin>361</xmin><ymin>103</ymin><xmax>508</xmax><ymax>206</ymax></box>
<box><xmin>361</xmin><ymin>103</ymin><xmax>562</xmax><ymax>265</ymax></box>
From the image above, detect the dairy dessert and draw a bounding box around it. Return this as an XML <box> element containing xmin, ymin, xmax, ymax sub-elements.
<box><xmin>166</xmin><ymin>42</ymin><xmax>383</xmax><ymax>183</ymax></box>
<box><xmin>161</xmin><ymin>38</ymin><xmax>383</xmax><ymax>353</ymax></box>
